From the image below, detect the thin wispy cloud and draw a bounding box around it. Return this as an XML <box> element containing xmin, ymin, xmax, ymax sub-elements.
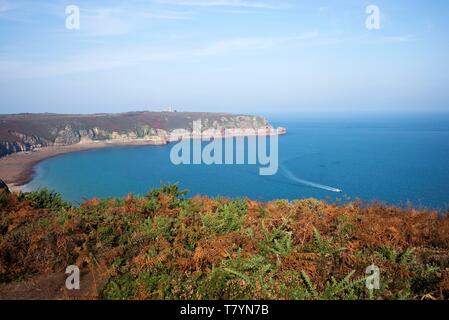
<box><xmin>196</xmin><ymin>31</ymin><xmax>319</xmax><ymax>56</ymax></box>
<box><xmin>81</xmin><ymin>8</ymin><xmax>134</xmax><ymax>37</ymax></box>
<box><xmin>0</xmin><ymin>0</ymin><xmax>13</xmax><ymax>13</ymax></box>
<box><xmin>0</xmin><ymin>31</ymin><xmax>319</xmax><ymax>79</ymax></box>
<box><xmin>0</xmin><ymin>1</ymin><xmax>37</xmax><ymax>24</ymax></box>
<box><xmin>1</xmin><ymin>0</ymin><xmax>447</xmax><ymax>114</ymax></box>
<box><xmin>78</xmin><ymin>7</ymin><xmax>192</xmax><ymax>37</ymax></box>
<box><xmin>196</xmin><ymin>38</ymin><xmax>278</xmax><ymax>56</ymax></box>
<box><xmin>383</xmin><ymin>35</ymin><xmax>415</xmax><ymax>43</ymax></box>
<box><xmin>158</xmin><ymin>0</ymin><xmax>279</xmax><ymax>9</ymax></box>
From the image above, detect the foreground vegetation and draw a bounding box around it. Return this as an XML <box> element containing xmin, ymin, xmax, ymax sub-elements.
<box><xmin>1</xmin><ymin>185</ymin><xmax>449</xmax><ymax>300</ymax></box>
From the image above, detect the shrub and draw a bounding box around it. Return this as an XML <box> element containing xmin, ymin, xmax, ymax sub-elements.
<box><xmin>301</xmin><ymin>270</ymin><xmax>366</xmax><ymax>300</ymax></box>
<box><xmin>142</xmin><ymin>215</ymin><xmax>175</xmax><ymax>241</ymax></box>
<box><xmin>140</xmin><ymin>197</ymin><xmax>161</xmax><ymax>215</ymax></box>
<box><xmin>411</xmin><ymin>265</ymin><xmax>440</xmax><ymax>297</ymax></box>
<box><xmin>19</xmin><ymin>189</ymin><xmax>71</xmax><ymax>211</ymax></box>
<box><xmin>147</xmin><ymin>183</ymin><xmax>187</xmax><ymax>197</ymax></box>
<box><xmin>0</xmin><ymin>191</ymin><xmax>9</xmax><ymax>209</ymax></box>
<box><xmin>101</xmin><ymin>275</ymin><xmax>136</xmax><ymax>300</ymax></box>
<box><xmin>202</xmin><ymin>199</ymin><xmax>247</xmax><ymax>234</ymax></box>
<box><xmin>260</xmin><ymin>221</ymin><xmax>293</xmax><ymax>256</ymax></box>
<box><xmin>1</xmin><ymin>185</ymin><xmax>448</xmax><ymax>300</ymax></box>
<box><xmin>295</xmin><ymin>198</ymin><xmax>326</xmax><ymax>215</ymax></box>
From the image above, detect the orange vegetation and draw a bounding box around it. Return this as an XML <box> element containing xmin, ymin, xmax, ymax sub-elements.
<box><xmin>0</xmin><ymin>186</ymin><xmax>448</xmax><ymax>300</ymax></box>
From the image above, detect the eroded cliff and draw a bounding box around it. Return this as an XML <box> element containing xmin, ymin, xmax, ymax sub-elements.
<box><xmin>0</xmin><ymin>112</ymin><xmax>275</xmax><ymax>158</ymax></box>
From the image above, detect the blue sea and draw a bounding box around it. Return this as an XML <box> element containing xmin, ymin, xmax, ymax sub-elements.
<box><xmin>25</xmin><ymin>113</ymin><xmax>449</xmax><ymax>210</ymax></box>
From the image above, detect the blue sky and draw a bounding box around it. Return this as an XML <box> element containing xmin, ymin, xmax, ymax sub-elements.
<box><xmin>0</xmin><ymin>0</ymin><xmax>448</xmax><ymax>114</ymax></box>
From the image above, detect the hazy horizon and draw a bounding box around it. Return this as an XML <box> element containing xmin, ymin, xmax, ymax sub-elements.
<box><xmin>2</xmin><ymin>110</ymin><xmax>449</xmax><ymax>117</ymax></box>
<box><xmin>1</xmin><ymin>0</ymin><xmax>449</xmax><ymax>114</ymax></box>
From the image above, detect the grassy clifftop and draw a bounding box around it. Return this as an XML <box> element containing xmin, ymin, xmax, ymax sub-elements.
<box><xmin>1</xmin><ymin>186</ymin><xmax>448</xmax><ymax>300</ymax></box>
<box><xmin>0</xmin><ymin>112</ymin><xmax>268</xmax><ymax>141</ymax></box>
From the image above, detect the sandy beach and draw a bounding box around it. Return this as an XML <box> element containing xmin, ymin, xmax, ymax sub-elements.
<box><xmin>0</xmin><ymin>140</ymin><xmax>167</xmax><ymax>191</ymax></box>
<box><xmin>0</xmin><ymin>129</ymin><xmax>286</xmax><ymax>192</ymax></box>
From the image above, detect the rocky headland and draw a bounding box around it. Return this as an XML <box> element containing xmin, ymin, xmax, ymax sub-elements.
<box><xmin>0</xmin><ymin>111</ymin><xmax>286</xmax><ymax>187</ymax></box>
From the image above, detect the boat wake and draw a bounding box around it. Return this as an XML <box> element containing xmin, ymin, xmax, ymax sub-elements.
<box><xmin>281</xmin><ymin>166</ymin><xmax>342</xmax><ymax>193</ymax></box>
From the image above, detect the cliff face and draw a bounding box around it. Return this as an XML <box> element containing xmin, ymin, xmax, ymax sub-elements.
<box><xmin>0</xmin><ymin>112</ymin><xmax>273</xmax><ymax>158</ymax></box>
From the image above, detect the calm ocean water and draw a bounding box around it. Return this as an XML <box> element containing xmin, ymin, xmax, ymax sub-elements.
<box><xmin>25</xmin><ymin>113</ymin><xmax>449</xmax><ymax>210</ymax></box>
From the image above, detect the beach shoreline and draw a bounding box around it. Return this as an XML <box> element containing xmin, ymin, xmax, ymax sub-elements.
<box><xmin>0</xmin><ymin>130</ymin><xmax>287</xmax><ymax>191</ymax></box>
<box><xmin>0</xmin><ymin>140</ymin><xmax>169</xmax><ymax>191</ymax></box>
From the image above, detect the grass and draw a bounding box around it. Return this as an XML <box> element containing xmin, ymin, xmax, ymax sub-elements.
<box><xmin>0</xmin><ymin>185</ymin><xmax>449</xmax><ymax>300</ymax></box>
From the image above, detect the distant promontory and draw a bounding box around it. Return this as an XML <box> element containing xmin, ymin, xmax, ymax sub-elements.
<box><xmin>0</xmin><ymin>111</ymin><xmax>285</xmax><ymax>158</ymax></box>
<box><xmin>0</xmin><ymin>111</ymin><xmax>286</xmax><ymax>187</ymax></box>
